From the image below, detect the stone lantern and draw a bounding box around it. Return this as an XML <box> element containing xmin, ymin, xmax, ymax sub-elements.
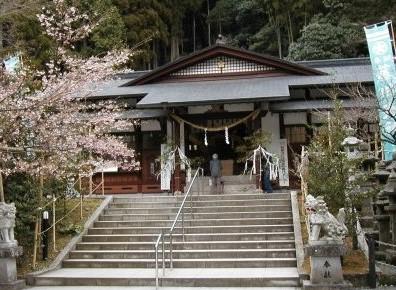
<box><xmin>373</xmin><ymin>161</ymin><xmax>391</xmax><ymax>185</ymax></box>
<box><xmin>341</xmin><ymin>127</ymin><xmax>363</xmax><ymax>160</ymax></box>
<box><xmin>374</xmin><ymin>187</ymin><xmax>391</xmax><ymax>261</ymax></box>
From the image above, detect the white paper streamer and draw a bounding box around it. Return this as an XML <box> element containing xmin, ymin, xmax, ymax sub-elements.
<box><xmin>157</xmin><ymin>146</ymin><xmax>192</xmax><ymax>181</ymax></box>
<box><xmin>225</xmin><ymin>126</ymin><xmax>230</xmax><ymax>144</ymax></box>
<box><xmin>204</xmin><ymin>129</ymin><xmax>208</xmax><ymax>146</ymax></box>
<box><xmin>242</xmin><ymin>145</ymin><xmax>279</xmax><ymax>181</ymax></box>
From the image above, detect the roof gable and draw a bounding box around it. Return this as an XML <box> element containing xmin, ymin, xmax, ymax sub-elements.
<box><xmin>124</xmin><ymin>44</ymin><xmax>326</xmax><ymax>86</ymax></box>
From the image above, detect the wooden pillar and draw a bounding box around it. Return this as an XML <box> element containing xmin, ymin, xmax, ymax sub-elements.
<box><xmin>166</xmin><ymin>119</ymin><xmax>173</xmax><ymax>144</ymax></box>
<box><xmin>101</xmin><ymin>171</ymin><xmax>104</xmax><ymax>195</ymax></box>
<box><xmin>279</xmin><ymin>113</ymin><xmax>285</xmax><ymax>139</ymax></box>
<box><xmin>89</xmin><ymin>174</ymin><xmax>93</xmax><ymax>195</ymax></box>
<box><xmin>306</xmin><ymin>112</ymin><xmax>313</xmax><ymax>142</ymax></box>
<box><xmin>135</xmin><ymin>123</ymin><xmax>143</xmax><ymax>193</ymax></box>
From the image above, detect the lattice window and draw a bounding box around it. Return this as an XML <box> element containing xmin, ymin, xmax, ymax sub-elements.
<box><xmin>170</xmin><ymin>56</ymin><xmax>276</xmax><ymax>76</ymax></box>
<box><xmin>285</xmin><ymin>126</ymin><xmax>307</xmax><ymax>144</ymax></box>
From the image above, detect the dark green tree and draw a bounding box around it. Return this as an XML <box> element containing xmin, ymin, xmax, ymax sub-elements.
<box><xmin>288</xmin><ymin>15</ymin><xmax>363</xmax><ymax>61</ymax></box>
<box><xmin>112</xmin><ymin>0</ymin><xmax>169</xmax><ymax>68</ymax></box>
<box><xmin>75</xmin><ymin>0</ymin><xmax>126</xmax><ymax>56</ymax></box>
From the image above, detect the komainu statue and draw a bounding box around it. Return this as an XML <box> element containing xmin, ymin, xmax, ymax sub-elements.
<box><xmin>0</xmin><ymin>202</ymin><xmax>17</xmax><ymax>248</ymax></box>
<box><xmin>305</xmin><ymin>195</ymin><xmax>348</xmax><ymax>242</ymax></box>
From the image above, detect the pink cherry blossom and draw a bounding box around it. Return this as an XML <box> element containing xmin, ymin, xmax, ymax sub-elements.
<box><xmin>0</xmin><ymin>0</ymin><xmax>139</xmax><ymax>178</ymax></box>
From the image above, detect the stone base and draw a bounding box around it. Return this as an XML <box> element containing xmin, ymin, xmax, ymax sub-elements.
<box><xmin>303</xmin><ymin>279</ymin><xmax>353</xmax><ymax>290</ymax></box>
<box><xmin>0</xmin><ymin>279</ymin><xmax>25</xmax><ymax>290</ymax></box>
<box><xmin>385</xmin><ymin>249</ymin><xmax>396</xmax><ymax>265</ymax></box>
<box><xmin>305</xmin><ymin>243</ymin><xmax>346</xmax><ymax>285</ymax></box>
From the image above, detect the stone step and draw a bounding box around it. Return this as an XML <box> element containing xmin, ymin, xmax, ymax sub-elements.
<box><xmin>27</xmin><ymin>286</ymin><xmax>301</xmax><ymax>290</ymax></box>
<box><xmin>104</xmin><ymin>204</ymin><xmax>291</xmax><ymax>215</ymax></box>
<box><xmin>62</xmin><ymin>257</ymin><xmax>297</xmax><ymax>268</ymax></box>
<box><xmin>87</xmin><ymin>224</ymin><xmax>294</xmax><ymax>235</ymax></box>
<box><xmin>109</xmin><ymin>198</ymin><xmax>291</xmax><ymax>209</ymax></box>
<box><xmin>31</xmin><ymin>267</ymin><xmax>300</xmax><ymax>287</ymax></box>
<box><xmin>99</xmin><ymin>211</ymin><xmax>293</xmax><ymax>221</ymax></box>
<box><xmin>75</xmin><ymin>240</ymin><xmax>296</xmax><ymax>251</ymax></box>
<box><xmin>200</xmin><ymin>175</ymin><xmax>255</xmax><ymax>183</ymax></box>
<box><xmin>68</xmin><ymin>248</ymin><xmax>296</xmax><ymax>260</ymax></box>
<box><xmin>94</xmin><ymin>217</ymin><xmax>294</xmax><ymax>228</ymax></box>
<box><xmin>112</xmin><ymin>192</ymin><xmax>290</xmax><ymax>202</ymax></box>
<box><xmin>82</xmin><ymin>232</ymin><xmax>295</xmax><ymax>243</ymax></box>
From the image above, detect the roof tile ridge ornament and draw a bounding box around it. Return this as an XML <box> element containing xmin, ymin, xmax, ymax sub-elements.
<box><xmin>215</xmin><ymin>34</ymin><xmax>227</xmax><ymax>45</ymax></box>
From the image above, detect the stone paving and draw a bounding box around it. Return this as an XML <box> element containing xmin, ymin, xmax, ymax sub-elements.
<box><xmin>23</xmin><ymin>286</ymin><xmax>396</xmax><ymax>290</ymax></box>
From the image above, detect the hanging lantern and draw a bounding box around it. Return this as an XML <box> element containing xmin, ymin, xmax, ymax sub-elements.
<box><xmin>204</xmin><ymin>128</ymin><xmax>208</xmax><ymax>146</ymax></box>
<box><xmin>225</xmin><ymin>126</ymin><xmax>230</xmax><ymax>144</ymax></box>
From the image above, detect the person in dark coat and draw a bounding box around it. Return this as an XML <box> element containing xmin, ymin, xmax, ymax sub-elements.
<box><xmin>210</xmin><ymin>153</ymin><xmax>222</xmax><ymax>194</ymax></box>
<box><xmin>261</xmin><ymin>152</ymin><xmax>273</xmax><ymax>193</ymax></box>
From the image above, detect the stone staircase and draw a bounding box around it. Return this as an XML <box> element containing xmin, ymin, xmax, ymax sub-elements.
<box><xmin>30</xmin><ymin>180</ymin><xmax>300</xmax><ymax>288</ymax></box>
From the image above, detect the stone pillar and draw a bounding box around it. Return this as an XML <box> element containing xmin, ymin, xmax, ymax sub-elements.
<box><xmin>372</xmin><ymin>161</ymin><xmax>391</xmax><ymax>249</ymax></box>
<box><xmin>303</xmin><ymin>241</ymin><xmax>352</xmax><ymax>289</ymax></box>
<box><xmin>375</xmin><ymin>189</ymin><xmax>391</xmax><ymax>260</ymax></box>
<box><xmin>0</xmin><ymin>202</ymin><xmax>24</xmax><ymax>290</ymax></box>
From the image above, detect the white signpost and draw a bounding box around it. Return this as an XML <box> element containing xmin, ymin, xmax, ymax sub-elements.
<box><xmin>160</xmin><ymin>144</ymin><xmax>172</xmax><ymax>191</ymax></box>
<box><xmin>278</xmin><ymin>139</ymin><xmax>290</xmax><ymax>187</ymax></box>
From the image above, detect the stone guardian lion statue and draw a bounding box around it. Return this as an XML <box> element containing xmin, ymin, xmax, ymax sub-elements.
<box><xmin>0</xmin><ymin>202</ymin><xmax>18</xmax><ymax>248</ymax></box>
<box><xmin>305</xmin><ymin>195</ymin><xmax>348</xmax><ymax>242</ymax></box>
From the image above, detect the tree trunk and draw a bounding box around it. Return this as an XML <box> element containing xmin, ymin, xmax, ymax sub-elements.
<box><xmin>170</xmin><ymin>35</ymin><xmax>180</xmax><ymax>61</ymax></box>
<box><xmin>0</xmin><ymin>170</ymin><xmax>4</xmax><ymax>202</ymax></box>
<box><xmin>351</xmin><ymin>211</ymin><xmax>359</xmax><ymax>250</ymax></box>
<box><xmin>152</xmin><ymin>40</ymin><xmax>158</xmax><ymax>69</ymax></box>
<box><xmin>207</xmin><ymin>0</ymin><xmax>211</xmax><ymax>46</ymax></box>
<box><xmin>288</xmin><ymin>11</ymin><xmax>294</xmax><ymax>44</ymax></box>
<box><xmin>0</xmin><ymin>23</ymin><xmax>3</xmax><ymax>50</ymax></box>
<box><xmin>193</xmin><ymin>16</ymin><xmax>196</xmax><ymax>52</ymax></box>
<box><xmin>276</xmin><ymin>25</ymin><xmax>282</xmax><ymax>59</ymax></box>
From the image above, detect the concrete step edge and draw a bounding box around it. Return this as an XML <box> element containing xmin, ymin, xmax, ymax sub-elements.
<box><xmin>90</xmin><ymin>224</ymin><xmax>294</xmax><ymax>230</ymax></box>
<box><xmin>96</xmin><ymin>217</ymin><xmax>293</xmax><ymax>223</ymax></box>
<box><xmin>100</xmin><ymin>210</ymin><xmax>292</xmax><ymax>217</ymax></box>
<box><xmin>77</xmin><ymin>239</ymin><xmax>296</xmax><ymax>245</ymax></box>
<box><xmin>84</xmin><ymin>231</ymin><xmax>295</xmax><ymax>237</ymax></box>
<box><xmin>71</xmin><ymin>248</ymin><xmax>296</xmax><ymax>253</ymax></box>
<box><xmin>64</xmin><ymin>257</ymin><xmax>297</xmax><ymax>262</ymax></box>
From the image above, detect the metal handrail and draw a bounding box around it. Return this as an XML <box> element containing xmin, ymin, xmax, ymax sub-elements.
<box><xmin>154</xmin><ymin>231</ymin><xmax>165</xmax><ymax>289</ymax></box>
<box><xmin>168</xmin><ymin>167</ymin><xmax>204</xmax><ymax>268</ymax></box>
<box><xmin>154</xmin><ymin>167</ymin><xmax>204</xmax><ymax>289</ymax></box>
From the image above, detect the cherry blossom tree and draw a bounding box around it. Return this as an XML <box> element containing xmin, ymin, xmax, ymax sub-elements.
<box><xmin>0</xmin><ymin>0</ymin><xmax>140</xmax><ymax>185</ymax></box>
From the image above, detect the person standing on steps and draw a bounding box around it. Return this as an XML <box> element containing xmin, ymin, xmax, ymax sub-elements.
<box><xmin>261</xmin><ymin>150</ymin><xmax>273</xmax><ymax>193</ymax></box>
<box><xmin>210</xmin><ymin>153</ymin><xmax>222</xmax><ymax>194</ymax></box>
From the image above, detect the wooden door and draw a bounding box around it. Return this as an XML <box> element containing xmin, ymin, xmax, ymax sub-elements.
<box><xmin>141</xmin><ymin>150</ymin><xmax>161</xmax><ymax>193</ymax></box>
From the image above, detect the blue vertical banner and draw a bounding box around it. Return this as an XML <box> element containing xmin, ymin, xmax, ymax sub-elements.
<box><xmin>364</xmin><ymin>21</ymin><xmax>396</xmax><ymax>160</ymax></box>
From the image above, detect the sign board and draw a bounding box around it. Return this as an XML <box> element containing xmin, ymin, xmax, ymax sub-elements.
<box><xmin>364</xmin><ymin>21</ymin><xmax>396</xmax><ymax>160</ymax></box>
<box><xmin>278</xmin><ymin>139</ymin><xmax>290</xmax><ymax>187</ymax></box>
<box><xmin>160</xmin><ymin>144</ymin><xmax>172</xmax><ymax>191</ymax></box>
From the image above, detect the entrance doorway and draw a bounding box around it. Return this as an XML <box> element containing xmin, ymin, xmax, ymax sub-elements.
<box><xmin>186</xmin><ymin>121</ymin><xmax>251</xmax><ymax>176</ymax></box>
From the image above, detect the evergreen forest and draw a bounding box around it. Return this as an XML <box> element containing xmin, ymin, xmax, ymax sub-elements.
<box><xmin>1</xmin><ymin>0</ymin><xmax>395</xmax><ymax>70</ymax></box>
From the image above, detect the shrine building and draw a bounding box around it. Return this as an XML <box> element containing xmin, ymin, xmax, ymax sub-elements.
<box><xmin>90</xmin><ymin>44</ymin><xmax>377</xmax><ymax>194</ymax></box>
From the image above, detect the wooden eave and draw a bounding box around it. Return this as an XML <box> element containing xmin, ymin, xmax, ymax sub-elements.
<box><xmin>123</xmin><ymin>44</ymin><xmax>326</xmax><ymax>86</ymax></box>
